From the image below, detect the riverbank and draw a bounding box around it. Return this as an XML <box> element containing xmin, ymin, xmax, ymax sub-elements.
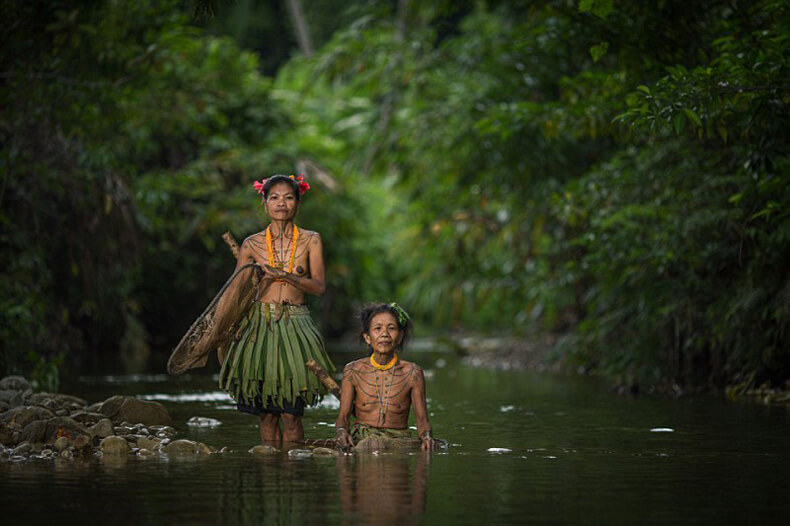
<box><xmin>446</xmin><ymin>333</ymin><xmax>790</xmax><ymax>405</ymax></box>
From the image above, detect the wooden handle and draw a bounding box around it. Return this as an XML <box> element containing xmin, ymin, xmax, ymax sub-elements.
<box><xmin>306</xmin><ymin>359</ymin><xmax>341</xmax><ymax>400</ymax></box>
<box><xmin>222</xmin><ymin>231</ymin><xmax>241</xmax><ymax>260</ymax></box>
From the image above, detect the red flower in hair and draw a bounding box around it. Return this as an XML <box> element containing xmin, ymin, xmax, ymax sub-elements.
<box><xmin>253</xmin><ymin>179</ymin><xmax>267</xmax><ymax>194</ymax></box>
<box><xmin>295</xmin><ymin>174</ymin><xmax>310</xmax><ymax>195</ymax></box>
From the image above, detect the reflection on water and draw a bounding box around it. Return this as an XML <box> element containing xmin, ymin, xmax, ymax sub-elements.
<box><xmin>3</xmin><ymin>352</ymin><xmax>790</xmax><ymax>523</ymax></box>
<box><xmin>338</xmin><ymin>454</ymin><xmax>428</xmax><ymax>524</ymax></box>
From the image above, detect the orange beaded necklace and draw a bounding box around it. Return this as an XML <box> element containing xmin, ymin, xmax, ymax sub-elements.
<box><xmin>265</xmin><ymin>224</ymin><xmax>299</xmax><ymax>281</ymax></box>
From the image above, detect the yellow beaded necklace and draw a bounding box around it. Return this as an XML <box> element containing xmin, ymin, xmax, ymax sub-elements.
<box><xmin>370</xmin><ymin>353</ymin><xmax>398</xmax><ymax>371</ymax></box>
<box><xmin>265</xmin><ymin>224</ymin><xmax>299</xmax><ymax>281</ymax></box>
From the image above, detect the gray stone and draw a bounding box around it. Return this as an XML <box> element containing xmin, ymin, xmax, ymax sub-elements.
<box><xmin>249</xmin><ymin>445</ymin><xmax>279</xmax><ymax>455</ymax></box>
<box><xmin>114</xmin><ymin>426</ymin><xmax>133</xmax><ymax>435</ymax></box>
<box><xmin>13</xmin><ymin>441</ymin><xmax>32</xmax><ymax>456</ymax></box>
<box><xmin>69</xmin><ymin>411</ymin><xmax>106</xmax><ymax>425</ymax></box>
<box><xmin>90</xmin><ymin>418</ymin><xmax>114</xmax><ymax>439</ymax></box>
<box><xmin>28</xmin><ymin>392</ymin><xmax>88</xmax><ymax>410</ymax></box>
<box><xmin>0</xmin><ymin>376</ymin><xmax>31</xmax><ymax>392</ymax></box>
<box><xmin>54</xmin><ymin>436</ymin><xmax>70</xmax><ymax>451</ymax></box>
<box><xmin>96</xmin><ymin>396</ymin><xmax>172</xmax><ymax>426</ymax></box>
<box><xmin>0</xmin><ymin>390</ymin><xmax>22</xmax><ymax>406</ymax></box>
<box><xmin>85</xmin><ymin>402</ymin><xmax>102</xmax><ymax>413</ymax></box>
<box><xmin>100</xmin><ymin>436</ymin><xmax>130</xmax><ymax>454</ymax></box>
<box><xmin>61</xmin><ymin>449</ymin><xmax>73</xmax><ymax>459</ymax></box>
<box><xmin>137</xmin><ymin>448</ymin><xmax>156</xmax><ymax>457</ymax></box>
<box><xmin>0</xmin><ymin>406</ymin><xmax>55</xmax><ymax>428</ymax></box>
<box><xmin>20</xmin><ymin>420</ymin><xmax>48</xmax><ymax>443</ymax></box>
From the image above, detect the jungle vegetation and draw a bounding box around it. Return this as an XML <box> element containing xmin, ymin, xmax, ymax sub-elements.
<box><xmin>2</xmin><ymin>0</ymin><xmax>788</xmax><ymax>391</ymax></box>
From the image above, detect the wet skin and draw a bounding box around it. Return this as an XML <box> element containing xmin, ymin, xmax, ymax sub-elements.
<box><xmin>231</xmin><ymin>182</ymin><xmax>326</xmax><ymax>443</ymax></box>
<box><xmin>335</xmin><ymin>312</ymin><xmax>437</xmax><ymax>451</ymax></box>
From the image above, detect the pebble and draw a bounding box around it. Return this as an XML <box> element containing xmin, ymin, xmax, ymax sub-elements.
<box><xmin>54</xmin><ymin>436</ymin><xmax>70</xmax><ymax>452</ymax></box>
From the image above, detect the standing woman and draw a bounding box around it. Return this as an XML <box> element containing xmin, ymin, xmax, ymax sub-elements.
<box><xmin>219</xmin><ymin>174</ymin><xmax>335</xmax><ymax>443</ymax></box>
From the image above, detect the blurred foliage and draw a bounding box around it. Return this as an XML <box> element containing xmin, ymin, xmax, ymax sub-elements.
<box><xmin>273</xmin><ymin>0</ymin><xmax>790</xmax><ymax>389</ymax></box>
<box><xmin>1</xmin><ymin>0</ymin><xmax>788</xmax><ymax>390</ymax></box>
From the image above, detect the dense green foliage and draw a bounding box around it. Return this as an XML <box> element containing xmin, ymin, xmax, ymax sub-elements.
<box><xmin>2</xmin><ymin>0</ymin><xmax>788</xmax><ymax>390</ymax></box>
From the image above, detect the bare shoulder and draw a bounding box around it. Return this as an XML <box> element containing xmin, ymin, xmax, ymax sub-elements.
<box><xmin>297</xmin><ymin>229</ymin><xmax>322</xmax><ymax>246</ymax></box>
<box><xmin>242</xmin><ymin>232</ymin><xmax>265</xmax><ymax>247</ymax></box>
<box><xmin>344</xmin><ymin>358</ymin><xmax>371</xmax><ymax>374</ymax></box>
<box><xmin>396</xmin><ymin>360</ymin><xmax>424</xmax><ymax>378</ymax></box>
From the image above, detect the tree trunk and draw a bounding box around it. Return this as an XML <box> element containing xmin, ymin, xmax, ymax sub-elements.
<box><xmin>285</xmin><ymin>0</ymin><xmax>313</xmax><ymax>57</ymax></box>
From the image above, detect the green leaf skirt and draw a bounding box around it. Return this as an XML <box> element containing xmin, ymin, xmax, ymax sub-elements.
<box><xmin>219</xmin><ymin>302</ymin><xmax>335</xmax><ymax>411</ymax></box>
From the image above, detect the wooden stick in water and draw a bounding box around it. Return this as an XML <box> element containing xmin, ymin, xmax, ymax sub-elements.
<box><xmin>306</xmin><ymin>359</ymin><xmax>341</xmax><ymax>400</ymax></box>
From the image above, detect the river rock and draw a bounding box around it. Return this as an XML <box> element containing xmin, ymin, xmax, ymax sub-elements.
<box><xmin>72</xmin><ymin>434</ymin><xmax>91</xmax><ymax>450</ymax></box>
<box><xmin>96</xmin><ymin>395</ymin><xmax>172</xmax><ymax>426</ymax></box>
<box><xmin>137</xmin><ymin>448</ymin><xmax>156</xmax><ymax>457</ymax></box>
<box><xmin>54</xmin><ymin>436</ymin><xmax>70</xmax><ymax>451</ymax></box>
<box><xmin>45</xmin><ymin>416</ymin><xmax>87</xmax><ymax>443</ymax></box>
<box><xmin>90</xmin><ymin>418</ymin><xmax>114</xmax><ymax>439</ymax></box>
<box><xmin>186</xmin><ymin>416</ymin><xmax>222</xmax><ymax>428</ymax></box>
<box><xmin>136</xmin><ymin>437</ymin><xmax>160</xmax><ymax>450</ymax></box>
<box><xmin>312</xmin><ymin>447</ymin><xmax>338</xmax><ymax>456</ymax></box>
<box><xmin>196</xmin><ymin>442</ymin><xmax>214</xmax><ymax>454</ymax></box>
<box><xmin>163</xmin><ymin>439</ymin><xmax>200</xmax><ymax>455</ymax></box>
<box><xmin>28</xmin><ymin>392</ymin><xmax>88</xmax><ymax>411</ymax></box>
<box><xmin>0</xmin><ymin>406</ymin><xmax>55</xmax><ymax>428</ymax></box>
<box><xmin>13</xmin><ymin>441</ymin><xmax>32</xmax><ymax>456</ymax></box>
<box><xmin>249</xmin><ymin>445</ymin><xmax>279</xmax><ymax>455</ymax></box>
<box><xmin>287</xmin><ymin>449</ymin><xmax>313</xmax><ymax>459</ymax></box>
<box><xmin>0</xmin><ymin>389</ymin><xmax>23</xmax><ymax>407</ymax></box>
<box><xmin>100</xmin><ymin>436</ymin><xmax>130</xmax><ymax>454</ymax></box>
<box><xmin>20</xmin><ymin>420</ymin><xmax>48</xmax><ymax>443</ymax></box>
<box><xmin>0</xmin><ymin>376</ymin><xmax>31</xmax><ymax>392</ymax></box>
<box><xmin>69</xmin><ymin>411</ymin><xmax>106</xmax><ymax>425</ymax></box>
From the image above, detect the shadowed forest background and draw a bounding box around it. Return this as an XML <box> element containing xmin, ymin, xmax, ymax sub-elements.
<box><xmin>2</xmin><ymin>0</ymin><xmax>788</xmax><ymax>393</ymax></box>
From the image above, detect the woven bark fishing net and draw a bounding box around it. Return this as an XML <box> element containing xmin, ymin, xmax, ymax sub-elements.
<box><xmin>167</xmin><ymin>263</ymin><xmax>263</xmax><ymax>375</ymax></box>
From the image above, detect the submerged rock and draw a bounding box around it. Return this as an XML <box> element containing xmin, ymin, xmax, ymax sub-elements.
<box><xmin>163</xmin><ymin>439</ymin><xmax>200</xmax><ymax>455</ymax></box>
<box><xmin>249</xmin><ymin>445</ymin><xmax>279</xmax><ymax>455</ymax></box>
<box><xmin>186</xmin><ymin>416</ymin><xmax>222</xmax><ymax>428</ymax></box>
<box><xmin>100</xmin><ymin>436</ymin><xmax>131</xmax><ymax>454</ymax></box>
<box><xmin>312</xmin><ymin>447</ymin><xmax>338</xmax><ymax>456</ymax></box>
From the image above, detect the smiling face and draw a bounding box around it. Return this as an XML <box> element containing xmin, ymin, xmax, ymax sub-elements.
<box><xmin>363</xmin><ymin>312</ymin><xmax>402</xmax><ymax>355</ymax></box>
<box><xmin>265</xmin><ymin>182</ymin><xmax>299</xmax><ymax>221</ymax></box>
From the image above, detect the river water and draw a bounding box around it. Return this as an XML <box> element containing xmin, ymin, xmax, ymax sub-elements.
<box><xmin>1</xmin><ymin>350</ymin><xmax>788</xmax><ymax>524</ymax></box>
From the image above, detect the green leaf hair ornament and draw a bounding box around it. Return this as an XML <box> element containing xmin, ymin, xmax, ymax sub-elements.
<box><xmin>389</xmin><ymin>303</ymin><xmax>411</xmax><ymax>327</ymax></box>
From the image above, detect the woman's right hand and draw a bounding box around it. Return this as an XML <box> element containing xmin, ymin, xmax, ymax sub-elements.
<box><xmin>335</xmin><ymin>427</ymin><xmax>354</xmax><ymax>452</ymax></box>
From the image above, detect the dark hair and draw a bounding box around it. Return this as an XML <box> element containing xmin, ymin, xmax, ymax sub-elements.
<box><xmin>263</xmin><ymin>174</ymin><xmax>301</xmax><ymax>202</ymax></box>
<box><xmin>359</xmin><ymin>302</ymin><xmax>412</xmax><ymax>350</ymax></box>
